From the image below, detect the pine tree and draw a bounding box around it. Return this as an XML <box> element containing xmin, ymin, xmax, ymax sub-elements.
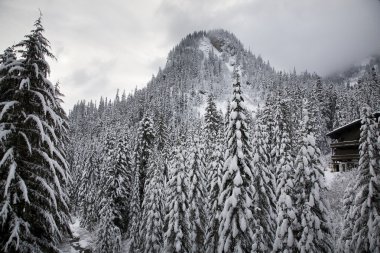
<box><xmin>369</xmin><ymin>67</ymin><xmax>380</xmax><ymax>109</ymax></box>
<box><xmin>128</xmin><ymin>171</ymin><xmax>142</xmax><ymax>252</ymax></box>
<box><xmin>272</xmin><ymin>101</ymin><xmax>298</xmax><ymax>253</ymax></box>
<box><xmin>187</xmin><ymin>135</ymin><xmax>207</xmax><ymax>253</ymax></box>
<box><xmin>224</xmin><ymin>101</ymin><xmax>231</xmax><ymax>136</ymax></box>
<box><xmin>350</xmin><ymin>106</ymin><xmax>380</xmax><ymax>252</ymax></box>
<box><xmin>204</xmin><ymin>131</ymin><xmax>224</xmax><ymax>253</ymax></box>
<box><xmin>0</xmin><ymin>47</ymin><xmax>18</xmax><ymax>81</ymax></box>
<box><xmin>337</xmin><ymin>178</ymin><xmax>357</xmax><ymax>253</ymax></box>
<box><xmin>94</xmin><ymin>131</ymin><xmax>131</xmax><ymax>251</ymax></box>
<box><xmin>204</xmin><ymin>94</ymin><xmax>222</xmax><ymax>147</ymax></box>
<box><xmin>164</xmin><ymin>145</ymin><xmax>191</xmax><ymax>253</ymax></box>
<box><xmin>0</xmin><ymin>17</ymin><xmax>71</xmax><ymax>253</ymax></box>
<box><xmin>95</xmin><ymin>200</ymin><xmax>122</xmax><ymax>253</ymax></box>
<box><xmin>251</xmin><ymin>110</ymin><xmax>276</xmax><ymax>252</ymax></box>
<box><xmin>360</xmin><ymin>68</ymin><xmax>380</xmax><ymax>110</ymax></box>
<box><xmin>218</xmin><ymin>73</ymin><xmax>255</xmax><ymax>253</ymax></box>
<box><xmin>113</xmin><ymin>134</ymin><xmax>133</xmax><ymax>233</ymax></box>
<box><xmin>134</xmin><ymin>114</ymin><xmax>155</xmax><ymax>205</ymax></box>
<box><xmin>293</xmin><ymin>99</ymin><xmax>333</xmax><ymax>253</ymax></box>
<box><xmin>139</xmin><ymin>153</ymin><xmax>165</xmax><ymax>253</ymax></box>
<box><xmin>203</xmin><ymin>94</ymin><xmax>224</xmax><ymax>253</ymax></box>
<box><xmin>309</xmin><ymin>89</ymin><xmax>329</xmax><ymax>154</ymax></box>
<box><xmin>259</xmin><ymin>96</ymin><xmax>277</xmax><ymax>182</ymax></box>
<box><xmin>155</xmin><ymin>114</ymin><xmax>169</xmax><ymax>152</ymax></box>
<box><xmin>78</xmin><ymin>140</ymin><xmax>103</xmax><ymax>231</ymax></box>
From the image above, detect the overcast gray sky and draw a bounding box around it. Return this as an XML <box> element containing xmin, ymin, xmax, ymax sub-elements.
<box><xmin>1</xmin><ymin>0</ymin><xmax>380</xmax><ymax>111</ymax></box>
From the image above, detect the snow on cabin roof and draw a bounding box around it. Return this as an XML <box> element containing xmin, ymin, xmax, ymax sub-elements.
<box><xmin>326</xmin><ymin>119</ymin><xmax>361</xmax><ymax>139</ymax></box>
<box><xmin>326</xmin><ymin>112</ymin><xmax>380</xmax><ymax>139</ymax></box>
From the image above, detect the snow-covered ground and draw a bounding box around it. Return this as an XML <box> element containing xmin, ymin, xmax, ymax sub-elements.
<box><xmin>324</xmin><ymin>169</ymin><xmax>356</xmax><ymax>243</ymax></box>
<box><xmin>59</xmin><ymin>218</ymin><xmax>94</xmax><ymax>253</ymax></box>
<box><xmin>59</xmin><ymin>218</ymin><xmax>135</xmax><ymax>253</ymax></box>
<box><xmin>324</xmin><ymin>170</ymin><xmax>336</xmax><ymax>188</ymax></box>
<box><xmin>196</xmin><ymin>35</ymin><xmax>261</xmax><ymax>118</ymax></box>
<box><xmin>198</xmin><ymin>36</ymin><xmax>222</xmax><ymax>59</ymax></box>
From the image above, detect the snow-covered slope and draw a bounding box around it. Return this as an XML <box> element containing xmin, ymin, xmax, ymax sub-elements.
<box><xmin>194</xmin><ymin>33</ymin><xmax>264</xmax><ymax>115</ymax></box>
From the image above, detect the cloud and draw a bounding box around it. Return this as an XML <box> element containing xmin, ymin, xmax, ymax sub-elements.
<box><xmin>158</xmin><ymin>0</ymin><xmax>380</xmax><ymax>74</ymax></box>
<box><xmin>0</xmin><ymin>0</ymin><xmax>379</xmax><ymax>111</ymax></box>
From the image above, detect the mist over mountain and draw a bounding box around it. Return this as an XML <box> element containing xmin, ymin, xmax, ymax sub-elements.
<box><xmin>69</xmin><ymin>29</ymin><xmax>379</xmax><ymax>128</ymax></box>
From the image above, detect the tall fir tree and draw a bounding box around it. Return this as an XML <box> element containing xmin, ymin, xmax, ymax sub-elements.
<box><xmin>293</xmin><ymin>99</ymin><xmax>333</xmax><ymax>253</ymax></box>
<box><xmin>139</xmin><ymin>152</ymin><xmax>165</xmax><ymax>253</ymax></box>
<box><xmin>261</xmin><ymin>95</ymin><xmax>276</xmax><ymax>175</ymax></box>
<box><xmin>350</xmin><ymin>106</ymin><xmax>380</xmax><ymax>252</ymax></box>
<box><xmin>218</xmin><ymin>73</ymin><xmax>255</xmax><ymax>253</ymax></box>
<box><xmin>95</xmin><ymin>131</ymin><xmax>131</xmax><ymax>251</ymax></box>
<box><xmin>164</xmin><ymin>145</ymin><xmax>191</xmax><ymax>253</ymax></box>
<box><xmin>224</xmin><ymin>101</ymin><xmax>231</xmax><ymax>138</ymax></box>
<box><xmin>155</xmin><ymin>114</ymin><xmax>169</xmax><ymax>152</ymax></box>
<box><xmin>78</xmin><ymin>139</ymin><xmax>103</xmax><ymax>231</ymax></box>
<box><xmin>113</xmin><ymin>134</ymin><xmax>133</xmax><ymax>233</ymax></box>
<box><xmin>337</xmin><ymin>177</ymin><xmax>357</xmax><ymax>253</ymax></box>
<box><xmin>187</xmin><ymin>135</ymin><xmax>207</xmax><ymax>253</ymax></box>
<box><xmin>204</xmin><ymin>94</ymin><xmax>222</xmax><ymax>148</ymax></box>
<box><xmin>203</xmin><ymin>94</ymin><xmax>224</xmax><ymax>253</ymax></box>
<box><xmin>204</xmin><ymin>130</ymin><xmax>224</xmax><ymax>253</ymax></box>
<box><xmin>0</xmin><ymin>17</ymin><xmax>71</xmax><ymax>252</ymax></box>
<box><xmin>272</xmin><ymin>101</ymin><xmax>298</xmax><ymax>253</ymax></box>
<box><xmin>95</xmin><ymin>199</ymin><xmax>122</xmax><ymax>253</ymax></box>
<box><xmin>134</xmin><ymin>114</ymin><xmax>155</xmax><ymax>205</ymax></box>
<box><xmin>251</xmin><ymin>110</ymin><xmax>276</xmax><ymax>252</ymax></box>
<box><xmin>128</xmin><ymin>171</ymin><xmax>142</xmax><ymax>252</ymax></box>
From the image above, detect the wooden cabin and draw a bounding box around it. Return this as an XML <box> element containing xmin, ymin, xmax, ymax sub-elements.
<box><xmin>326</xmin><ymin>112</ymin><xmax>380</xmax><ymax>172</ymax></box>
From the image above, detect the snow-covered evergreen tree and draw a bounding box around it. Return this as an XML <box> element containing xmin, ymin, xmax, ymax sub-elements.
<box><xmin>134</xmin><ymin>114</ymin><xmax>155</xmax><ymax>205</ymax></box>
<box><xmin>204</xmin><ymin>94</ymin><xmax>222</xmax><ymax>147</ymax></box>
<box><xmin>203</xmin><ymin>94</ymin><xmax>224</xmax><ymax>250</ymax></box>
<box><xmin>350</xmin><ymin>106</ymin><xmax>380</xmax><ymax>252</ymax></box>
<box><xmin>272</xmin><ymin>99</ymin><xmax>294</xmax><ymax>179</ymax></box>
<box><xmin>95</xmin><ymin>200</ymin><xmax>122</xmax><ymax>253</ymax></box>
<box><xmin>293</xmin><ymin>99</ymin><xmax>333</xmax><ymax>253</ymax></box>
<box><xmin>261</xmin><ymin>96</ymin><xmax>276</xmax><ymax>175</ymax></box>
<box><xmin>155</xmin><ymin>114</ymin><xmax>169</xmax><ymax>152</ymax></box>
<box><xmin>187</xmin><ymin>135</ymin><xmax>207</xmax><ymax>252</ymax></box>
<box><xmin>164</xmin><ymin>144</ymin><xmax>191</xmax><ymax>253</ymax></box>
<box><xmin>337</xmin><ymin>177</ymin><xmax>357</xmax><ymax>253</ymax></box>
<box><xmin>128</xmin><ymin>171</ymin><xmax>142</xmax><ymax>252</ymax></box>
<box><xmin>78</xmin><ymin>140</ymin><xmax>103</xmax><ymax>230</ymax></box>
<box><xmin>272</xmin><ymin>101</ymin><xmax>298</xmax><ymax>253</ymax></box>
<box><xmin>94</xmin><ymin>131</ymin><xmax>131</xmax><ymax>251</ymax></box>
<box><xmin>251</xmin><ymin>110</ymin><xmax>276</xmax><ymax>252</ymax></box>
<box><xmin>139</xmin><ymin>152</ymin><xmax>165</xmax><ymax>253</ymax></box>
<box><xmin>0</xmin><ymin>17</ymin><xmax>71</xmax><ymax>253</ymax></box>
<box><xmin>204</xmin><ymin>131</ymin><xmax>224</xmax><ymax>253</ymax></box>
<box><xmin>224</xmin><ymin>101</ymin><xmax>231</xmax><ymax>136</ymax></box>
<box><xmin>111</xmin><ymin>133</ymin><xmax>133</xmax><ymax>233</ymax></box>
<box><xmin>218</xmin><ymin>73</ymin><xmax>255</xmax><ymax>253</ymax></box>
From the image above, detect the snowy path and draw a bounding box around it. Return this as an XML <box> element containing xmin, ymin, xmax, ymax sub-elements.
<box><xmin>59</xmin><ymin>218</ymin><xmax>94</xmax><ymax>253</ymax></box>
<box><xmin>324</xmin><ymin>170</ymin><xmax>337</xmax><ymax>188</ymax></box>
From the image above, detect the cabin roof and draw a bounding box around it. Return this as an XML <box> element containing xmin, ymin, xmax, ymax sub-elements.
<box><xmin>327</xmin><ymin>112</ymin><xmax>380</xmax><ymax>139</ymax></box>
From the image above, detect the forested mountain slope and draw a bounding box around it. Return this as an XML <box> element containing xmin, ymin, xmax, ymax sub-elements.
<box><xmin>66</xmin><ymin>29</ymin><xmax>380</xmax><ymax>252</ymax></box>
<box><xmin>2</xmin><ymin>23</ymin><xmax>379</xmax><ymax>252</ymax></box>
<box><xmin>69</xmin><ymin>29</ymin><xmax>379</xmax><ymax>157</ymax></box>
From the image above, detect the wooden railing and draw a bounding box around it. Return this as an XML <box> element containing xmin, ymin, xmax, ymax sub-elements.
<box><xmin>330</xmin><ymin>140</ymin><xmax>359</xmax><ymax>148</ymax></box>
<box><xmin>331</xmin><ymin>154</ymin><xmax>360</xmax><ymax>161</ymax></box>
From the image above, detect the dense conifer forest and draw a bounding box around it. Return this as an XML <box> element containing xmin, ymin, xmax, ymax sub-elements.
<box><xmin>1</xmin><ymin>17</ymin><xmax>380</xmax><ymax>253</ymax></box>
